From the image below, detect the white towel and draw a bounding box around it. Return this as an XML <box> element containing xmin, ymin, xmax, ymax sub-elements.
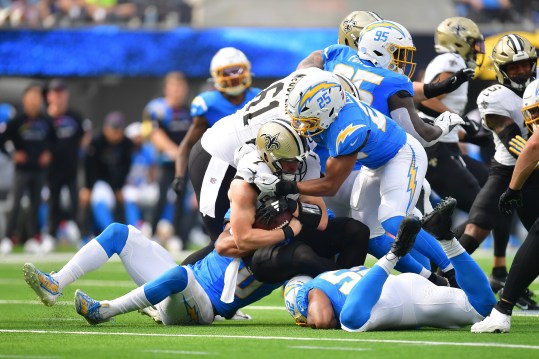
<box><xmin>220</xmin><ymin>258</ymin><xmax>241</xmax><ymax>303</ymax></box>
<box><xmin>199</xmin><ymin>156</ymin><xmax>230</xmax><ymax>218</ymax></box>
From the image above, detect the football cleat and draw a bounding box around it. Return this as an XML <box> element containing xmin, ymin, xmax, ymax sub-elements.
<box><xmin>421</xmin><ymin>197</ymin><xmax>457</xmax><ymax>241</ymax></box>
<box><xmin>214</xmin><ymin>309</ymin><xmax>252</xmax><ymax>321</ymax></box>
<box><xmin>139</xmin><ymin>305</ymin><xmax>163</xmax><ymax>324</ymax></box>
<box><xmin>488</xmin><ymin>273</ymin><xmax>506</xmax><ymax>294</ymax></box>
<box><xmin>471</xmin><ymin>308</ymin><xmax>511</xmax><ymax>333</ymax></box>
<box><xmin>74</xmin><ymin>289</ymin><xmax>110</xmax><ymax>325</ymax></box>
<box><xmin>390</xmin><ymin>215</ymin><xmax>422</xmax><ymax>258</ymax></box>
<box><xmin>23</xmin><ymin>263</ymin><xmax>61</xmax><ymax>306</ymax></box>
<box><xmin>499</xmin><ymin>288</ymin><xmax>539</xmax><ymax>311</ymax></box>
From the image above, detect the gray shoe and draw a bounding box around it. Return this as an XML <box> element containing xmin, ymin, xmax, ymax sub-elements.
<box><xmin>23</xmin><ymin>263</ymin><xmax>61</xmax><ymax>306</ymax></box>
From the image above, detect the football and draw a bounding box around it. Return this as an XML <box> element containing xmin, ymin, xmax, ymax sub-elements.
<box><xmin>253</xmin><ymin>209</ymin><xmax>294</xmax><ymax>230</ymax></box>
<box><xmin>284</xmin><ymin>275</ymin><xmax>313</xmax><ymax>324</ymax></box>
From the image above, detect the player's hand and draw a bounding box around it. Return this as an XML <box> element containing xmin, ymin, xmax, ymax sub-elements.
<box><xmin>289</xmin><ymin>217</ymin><xmax>303</xmax><ymax>236</ymax></box>
<box><xmin>460</xmin><ymin>115</ymin><xmax>480</xmax><ymax>136</ymax></box>
<box><xmin>498</xmin><ymin>188</ymin><xmax>523</xmax><ymax>215</ymax></box>
<box><xmin>255</xmin><ymin>196</ymin><xmax>297</xmax><ymax>227</ymax></box>
<box><xmin>447</xmin><ymin>68</ymin><xmax>474</xmax><ymax>87</ymax></box>
<box><xmin>509</xmin><ymin>135</ymin><xmax>527</xmax><ymax>157</ymax></box>
<box><xmin>171</xmin><ymin>176</ymin><xmax>186</xmax><ymax>196</ymax></box>
<box><xmin>433</xmin><ymin>111</ymin><xmax>465</xmax><ymax>137</ymax></box>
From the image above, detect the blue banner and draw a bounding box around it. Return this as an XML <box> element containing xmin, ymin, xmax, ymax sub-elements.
<box><xmin>0</xmin><ymin>27</ymin><xmax>337</xmax><ymax>77</ymax></box>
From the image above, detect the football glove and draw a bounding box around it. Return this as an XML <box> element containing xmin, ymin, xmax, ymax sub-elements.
<box><xmin>255</xmin><ymin>196</ymin><xmax>297</xmax><ymax>227</ymax></box>
<box><xmin>423</xmin><ymin>68</ymin><xmax>474</xmax><ymax>99</ymax></box>
<box><xmin>171</xmin><ymin>177</ymin><xmax>186</xmax><ymax>196</ymax></box>
<box><xmin>460</xmin><ymin>115</ymin><xmax>480</xmax><ymax>136</ymax></box>
<box><xmin>509</xmin><ymin>135</ymin><xmax>527</xmax><ymax>157</ymax></box>
<box><xmin>433</xmin><ymin>111</ymin><xmax>465</xmax><ymax>137</ymax></box>
<box><xmin>498</xmin><ymin>188</ymin><xmax>523</xmax><ymax>215</ymax></box>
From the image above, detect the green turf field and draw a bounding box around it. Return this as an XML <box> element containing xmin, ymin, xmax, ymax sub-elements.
<box><xmin>0</xmin><ymin>253</ymin><xmax>537</xmax><ymax>359</ymax></box>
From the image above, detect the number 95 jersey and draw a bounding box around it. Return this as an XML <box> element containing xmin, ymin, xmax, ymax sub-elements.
<box><xmin>322</xmin><ymin>44</ymin><xmax>414</xmax><ymax>117</ymax></box>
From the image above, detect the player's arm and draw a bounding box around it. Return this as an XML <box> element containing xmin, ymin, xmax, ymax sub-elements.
<box><xmin>306</xmin><ymin>289</ymin><xmax>340</xmax><ymax>329</ymax></box>
<box><xmin>175</xmin><ymin>116</ymin><xmax>208</xmax><ymax>178</ymax></box>
<box><xmin>229</xmin><ymin>179</ymin><xmax>301</xmax><ymax>251</ymax></box>
<box><xmin>413</xmin><ymin>68</ymin><xmax>474</xmax><ymax>101</ymax></box>
<box><xmin>484</xmin><ymin>113</ymin><xmax>521</xmax><ymax>159</ymax></box>
<box><xmin>388</xmin><ymin>93</ymin><xmax>443</xmax><ymax>144</ymax></box>
<box><xmin>297</xmin><ymin>194</ymin><xmax>328</xmax><ymax>231</ymax></box>
<box><xmin>215</xmin><ymin>223</ymin><xmax>254</xmax><ymax>258</ymax></box>
<box><xmin>509</xmin><ymin>130</ymin><xmax>539</xmax><ymax>190</ymax></box>
<box><xmin>150</xmin><ymin>127</ymin><xmax>178</xmax><ymax>160</ymax></box>
<box><xmin>296</xmin><ymin>153</ymin><xmax>357</xmax><ymax>197</ymax></box>
<box><xmin>418</xmin><ymin>72</ymin><xmax>455</xmax><ymax>113</ymax></box>
<box><xmin>297</xmin><ymin>50</ymin><xmax>325</xmax><ymax>70</ymax></box>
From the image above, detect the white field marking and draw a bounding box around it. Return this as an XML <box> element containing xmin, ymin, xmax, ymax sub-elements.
<box><xmin>0</xmin><ymin>330</ymin><xmax>538</xmax><ymax>350</ymax></box>
<box><xmin>289</xmin><ymin>345</ymin><xmax>370</xmax><ymax>351</ymax></box>
<box><xmin>0</xmin><ymin>278</ymin><xmax>136</xmax><ymax>288</ymax></box>
<box><xmin>1</xmin><ymin>301</ymin><xmax>538</xmax><ymax>317</ymax></box>
<box><xmin>143</xmin><ymin>349</ymin><xmax>212</xmax><ymax>355</ymax></box>
<box><xmin>0</xmin><ymin>355</ymin><xmax>60</xmax><ymax>359</ymax></box>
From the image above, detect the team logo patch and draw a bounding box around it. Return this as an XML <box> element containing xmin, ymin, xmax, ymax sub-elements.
<box><xmin>451</xmin><ymin>24</ymin><xmax>466</xmax><ymax>37</ymax></box>
<box><xmin>261</xmin><ymin>133</ymin><xmax>281</xmax><ymax>151</ymax></box>
<box><xmin>210</xmin><ymin>177</ymin><xmax>217</xmax><ymax>184</ymax></box>
<box><xmin>342</xmin><ymin>19</ymin><xmax>356</xmax><ymax>33</ymax></box>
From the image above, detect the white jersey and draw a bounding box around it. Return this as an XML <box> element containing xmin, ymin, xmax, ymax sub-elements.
<box><xmin>476</xmin><ymin>84</ymin><xmax>526</xmax><ymax>166</ymax></box>
<box><xmin>418</xmin><ymin>53</ymin><xmax>468</xmax><ymax>143</ymax></box>
<box><xmin>201</xmin><ymin>68</ymin><xmax>321</xmax><ymax>166</ymax></box>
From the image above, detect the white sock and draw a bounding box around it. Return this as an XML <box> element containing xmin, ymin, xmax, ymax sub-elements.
<box><xmin>52</xmin><ymin>239</ymin><xmax>109</xmax><ymax>291</ymax></box>
<box><xmin>101</xmin><ymin>286</ymin><xmax>152</xmax><ymax>318</ymax></box>
<box><xmin>419</xmin><ymin>267</ymin><xmax>432</xmax><ymax>279</ymax></box>
<box><xmin>377</xmin><ymin>252</ymin><xmax>399</xmax><ymax>275</ymax></box>
<box><xmin>440</xmin><ymin>238</ymin><xmax>465</xmax><ymax>259</ymax></box>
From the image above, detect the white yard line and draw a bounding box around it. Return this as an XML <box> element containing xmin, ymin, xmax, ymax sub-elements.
<box><xmin>142</xmin><ymin>349</ymin><xmax>212</xmax><ymax>355</ymax></box>
<box><xmin>0</xmin><ymin>329</ymin><xmax>538</xmax><ymax>350</ymax></box>
<box><xmin>288</xmin><ymin>345</ymin><xmax>370</xmax><ymax>351</ymax></box>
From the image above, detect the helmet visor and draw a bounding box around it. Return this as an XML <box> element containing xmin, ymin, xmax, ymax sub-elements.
<box><xmin>215</xmin><ymin>65</ymin><xmax>249</xmax><ymax>90</ymax></box>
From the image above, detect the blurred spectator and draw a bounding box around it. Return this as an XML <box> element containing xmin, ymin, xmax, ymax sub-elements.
<box><xmin>142</xmin><ymin>71</ymin><xmax>191</xmax><ymax>246</ymax></box>
<box><xmin>0</xmin><ymin>103</ymin><xmax>16</xmax><ymax>252</ymax></box>
<box><xmin>0</xmin><ymin>83</ymin><xmax>55</xmax><ymax>253</ymax></box>
<box><xmin>122</xmin><ymin>121</ymin><xmax>158</xmax><ymax>236</ymax></box>
<box><xmin>43</xmin><ymin>78</ymin><xmax>91</xmax><ymax>248</ymax></box>
<box><xmin>454</xmin><ymin>0</ymin><xmax>515</xmax><ymax>23</ymax></box>
<box><xmin>79</xmin><ymin>111</ymin><xmax>133</xmax><ymax>237</ymax></box>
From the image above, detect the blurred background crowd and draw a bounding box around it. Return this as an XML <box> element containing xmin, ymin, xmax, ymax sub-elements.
<box><xmin>0</xmin><ymin>0</ymin><xmax>537</xmax><ymax>256</ymax></box>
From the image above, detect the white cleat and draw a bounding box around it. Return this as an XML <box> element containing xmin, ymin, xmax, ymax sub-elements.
<box><xmin>471</xmin><ymin>308</ymin><xmax>511</xmax><ymax>333</ymax></box>
<box><xmin>139</xmin><ymin>305</ymin><xmax>163</xmax><ymax>324</ymax></box>
<box><xmin>23</xmin><ymin>263</ymin><xmax>61</xmax><ymax>306</ymax></box>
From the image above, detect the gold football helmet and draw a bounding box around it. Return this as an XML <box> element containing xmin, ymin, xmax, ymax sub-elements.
<box><xmin>256</xmin><ymin>119</ymin><xmax>309</xmax><ymax>181</ymax></box>
<box><xmin>210</xmin><ymin>47</ymin><xmax>252</xmax><ymax>96</ymax></box>
<box><xmin>338</xmin><ymin>10</ymin><xmax>383</xmax><ymax>50</ymax></box>
<box><xmin>435</xmin><ymin>17</ymin><xmax>484</xmax><ymax>69</ymax></box>
<box><xmin>492</xmin><ymin>34</ymin><xmax>537</xmax><ymax>91</ymax></box>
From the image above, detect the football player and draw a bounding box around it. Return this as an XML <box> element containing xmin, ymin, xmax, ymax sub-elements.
<box><xmin>216</xmin><ymin>119</ymin><xmax>370</xmax><ymax>284</ymax></box>
<box><xmin>299</xmin><ymin>19</ymin><xmax>470</xmax><ymax>147</ymax></box>
<box><xmin>288</xmin><ymin>200</ymin><xmax>496</xmax><ymax>331</ymax></box>
<box><xmin>417</xmin><ymin>17</ymin><xmax>489</xmax><ymax>213</ymax></box>
<box><xmin>472</xmin><ymin>78</ymin><xmax>539</xmax><ymax>332</ymax></box>
<box><xmin>256</xmin><ymin>70</ymin><xmax>461</xmax><ymax>286</ymax></box>
<box><xmin>458</xmin><ymin>34</ymin><xmax>539</xmax><ymax>310</ymax></box>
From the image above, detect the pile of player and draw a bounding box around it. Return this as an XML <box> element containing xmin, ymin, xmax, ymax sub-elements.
<box><xmin>23</xmin><ymin>10</ymin><xmax>539</xmax><ymax>334</ymax></box>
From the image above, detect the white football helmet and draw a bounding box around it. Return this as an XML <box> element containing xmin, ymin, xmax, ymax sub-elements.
<box><xmin>357</xmin><ymin>20</ymin><xmax>416</xmax><ymax>79</ymax></box>
<box><xmin>210</xmin><ymin>47</ymin><xmax>252</xmax><ymax>96</ymax></box>
<box><xmin>522</xmin><ymin>79</ymin><xmax>539</xmax><ymax>133</ymax></box>
<box><xmin>283</xmin><ymin>275</ymin><xmax>312</xmax><ymax>326</ymax></box>
<box><xmin>255</xmin><ymin>119</ymin><xmax>309</xmax><ymax>181</ymax></box>
<box><xmin>492</xmin><ymin>34</ymin><xmax>537</xmax><ymax>92</ymax></box>
<box><xmin>435</xmin><ymin>17</ymin><xmax>484</xmax><ymax>70</ymax></box>
<box><xmin>287</xmin><ymin>70</ymin><xmax>346</xmax><ymax>137</ymax></box>
<box><xmin>338</xmin><ymin>10</ymin><xmax>383</xmax><ymax>50</ymax></box>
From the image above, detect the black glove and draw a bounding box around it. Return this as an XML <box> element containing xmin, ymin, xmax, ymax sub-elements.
<box><xmin>498</xmin><ymin>188</ymin><xmax>523</xmax><ymax>215</ymax></box>
<box><xmin>460</xmin><ymin>115</ymin><xmax>480</xmax><ymax>136</ymax></box>
<box><xmin>171</xmin><ymin>176</ymin><xmax>186</xmax><ymax>196</ymax></box>
<box><xmin>275</xmin><ymin>180</ymin><xmax>299</xmax><ymax>196</ymax></box>
<box><xmin>255</xmin><ymin>196</ymin><xmax>297</xmax><ymax>227</ymax></box>
<box><xmin>423</xmin><ymin>68</ymin><xmax>474</xmax><ymax>99</ymax></box>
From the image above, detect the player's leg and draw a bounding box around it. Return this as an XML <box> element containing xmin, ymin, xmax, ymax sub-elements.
<box><xmin>472</xmin><ymin>218</ymin><xmax>539</xmax><ymax>333</ymax></box>
<box><xmin>340</xmin><ymin>216</ymin><xmax>421</xmax><ymax>331</ymax></box>
<box><xmin>90</xmin><ymin>181</ymin><xmax>116</xmax><ymax>232</ymax></box>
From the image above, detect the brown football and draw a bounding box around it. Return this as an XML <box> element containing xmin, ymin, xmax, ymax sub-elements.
<box><xmin>253</xmin><ymin>210</ymin><xmax>294</xmax><ymax>231</ymax></box>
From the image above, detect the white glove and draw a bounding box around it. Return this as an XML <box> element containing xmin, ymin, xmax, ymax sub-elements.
<box><xmin>433</xmin><ymin>111</ymin><xmax>465</xmax><ymax>137</ymax></box>
<box><xmin>253</xmin><ymin>173</ymin><xmax>280</xmax><ymax>201</ymax></box>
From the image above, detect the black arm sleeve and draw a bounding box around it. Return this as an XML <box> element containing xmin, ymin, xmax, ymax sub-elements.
<box><xmin>498</xmin><ymin>122</ymin><xmax>523</xmax><ymax>159</ymax></box>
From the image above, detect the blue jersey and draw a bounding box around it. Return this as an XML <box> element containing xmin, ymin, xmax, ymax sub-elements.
<box><xmin>313</xmin><ymin>94</ymin><xmax>406</xmax><ymax>170</ymax></box>
<box><xmin>190</xmin><ymin>88</ymin><xmax>260</xmax><ymax>127</ymax></box>
<box><xmin>188</xmin><ymin>249</ymin><xmax>281</xmax><ymax>318</ymax></box>
<box><xmin>322</xmin><ymin>44</ymin><xmax>414</xmax><ymax>117</ymax></box>
<box><xmin>296</xmin><ymin>267</ymin><xmax>370</xmax><ymax>320</ymax></box>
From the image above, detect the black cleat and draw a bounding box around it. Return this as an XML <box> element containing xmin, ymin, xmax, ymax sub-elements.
<box><xmin>499</xmin><ymin>288</ymin><xmax>539</xmax><ymax>310</ymax></box>
<box><xmin>390</xmin><ymin>215</ymin><xmax>422</xmax><ymax>258</ymax></box>
<box><xmin>422</xmin><ymin>197</ymin><xmax>457</xmax><ymax>241</ymax></box>
<box><xmin>428</xmin><ymin>272</ymin><xmax>449</xmax><ymax>287</ymax></box>
<box><xmin>489</xmin><ymin>273</ymin><xmax>506</xmax><ymax>294</ymax></box>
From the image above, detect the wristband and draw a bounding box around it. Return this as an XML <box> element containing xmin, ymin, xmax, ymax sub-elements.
<box><xmin>282</xmin><ymin>225</ymin><xmax>295</xmax><ymax>240</ymax></box>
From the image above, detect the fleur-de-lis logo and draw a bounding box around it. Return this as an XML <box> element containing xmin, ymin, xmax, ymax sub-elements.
<box><xmin>262</xmin><ymin>133</ymin><xmax>280</xmax><ymax>151</ymax></box>
<box><xmin>343</xmin><ymin>19</ymin><xmax>357</xmax><ymax>33</ymax></box>
<box><xmin>452</xmin><ymin>24</ymin><xmax>466</xmax><ymax>37</ymax></box>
